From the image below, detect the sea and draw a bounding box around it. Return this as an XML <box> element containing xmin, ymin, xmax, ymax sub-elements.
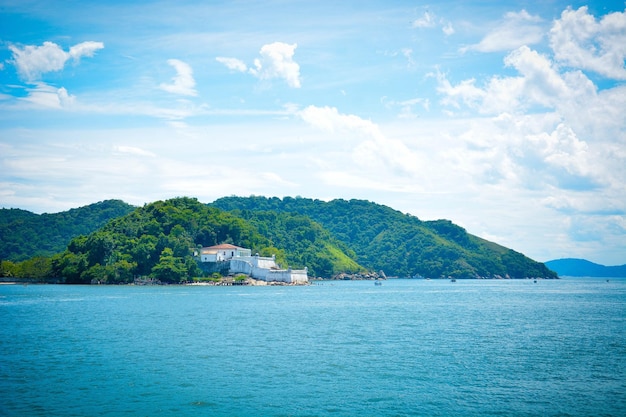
<box><xmin>1</xmin><ymin>278</ymin><xmax>624</xmax><ymax>417</ymax></box>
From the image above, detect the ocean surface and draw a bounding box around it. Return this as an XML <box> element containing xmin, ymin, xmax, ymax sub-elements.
<box><xmin>1</xmin><ymin>278</ymin><xmax>625</xmax><ymax>417</ymax></box>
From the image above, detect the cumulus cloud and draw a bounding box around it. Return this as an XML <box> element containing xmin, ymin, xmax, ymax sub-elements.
<box><xmin>550</xmin><ymin>6</ymin><xmax>626</xmax><ymax>79</ymax></box>
<box><xmin>215</xmin><ymin>56</ymin><xmax>247</xmax><ymax>72</ymax></box>
<box><xmin>503</xmin><ymin>46</ymin><xmax>570</xmax><ymax>108</ymax></box>
<box><xmin>436</xmin><ymin>29</ymin><xmax>625</xmax><ymax>204</ymax></box>
<box><xmin>462</xmin><ymin>10</ymin><xmax>543</xmax><ymax>53</ymax></box>
<box><xmin>436</xmin><ymin>73</ymin><xmax>486</xmax><ymax>111</ymax></box>
<box><xmin>298</xmin><ymin>105</ymin><xmax>422</xmax><ymax>176</ymax></box>
<box><xmin>68</xmin><ymin>41</ymin><xmax>105</xmax><ymax>61</ymax></box>
<box><xmin>217</xmin><ymin>42</ymin><xmax>302</xmax><ymax>88</ymax></box>
<box><xmin>19</xmin><ymin>83</ymin><xmax>76</xmax><ymax>109</ymax></box>
<box><xmin>298</xmin><ymin>105</ymin><xmax>382</xmax><ymax>138</ymax></box>
<box><xmin>9</xmin><ymin>41</ymin><xmax>104</xmax><ymax>81</ymax></box>
<box><xmin>514</xmin><ymin>123</ymin><xmax>600</xmax><ymax>191</ymax></box>
<box><xmin>437</xmin><ymin>45</ymin><xmax>598</xmax><ymax>115</ymax></box>
<box><xmin>249</xmin><ymin>42</ymin><xmax>301</xmax><ymax>88</ymax></box>
<box><xmin>159</xmin><ymin>59</ymin><xmax>197</xmax><ymax>96</ymax></box>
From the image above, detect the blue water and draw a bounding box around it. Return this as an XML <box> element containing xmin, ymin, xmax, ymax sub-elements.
<box><xmin>1</xmin><ymin>278</ymin><xmax>625</xmax><ymax>416</ymax></box>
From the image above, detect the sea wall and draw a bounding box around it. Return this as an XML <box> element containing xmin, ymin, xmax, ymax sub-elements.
<box><xmin>228</xmin><ymin>256</ymin><xmax>308</xmax><ymax>284</ymax></box>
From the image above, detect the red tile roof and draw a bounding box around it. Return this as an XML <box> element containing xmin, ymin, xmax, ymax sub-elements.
<box><xmin>205</xmin><ymin>243</ymin><xmax>241</xmax><ymax>250</ymax></box>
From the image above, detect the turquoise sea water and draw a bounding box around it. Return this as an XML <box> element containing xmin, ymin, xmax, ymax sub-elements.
<box><xmin>1</xmin><ymin>278</ymin><xmax>625</xmax><ymax>416</ymax></box>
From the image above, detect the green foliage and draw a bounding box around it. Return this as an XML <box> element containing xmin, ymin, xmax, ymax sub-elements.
<box><xmin>17</xmin><ymin>256</ymin><xmax>53</xmax><ymax>281</ymax></box>
<box><xmin>212</xmin><ymin>196</ymin><xmax>557</xmax><ymax>279</ymax></box>
<box><xmin>1</xmin><ymin>260</ymin><xmax>19</xmax><ymax>278</ymax></box>
<box><xmin>225</xmin><ymin>210</ymin><xmax>363</xmax><ymax>277</ymax></box>
<box><xmin>0</xmin><ymin>200</ymin><xmax>135</xmax><ymax>262</ymax></box>
<box><xmin>4</xmin><ymin>194</ymin><xmax>557</xmax><ymax>282</ymax></box>
<box><xmin>0</xmin><ymin>257</ymin><xmax>53</xmax><ymax>281</ymax></box>
<box><xmin>46</xmin><ymin>197</ymin><xmax>274</xmax><ymax>284</ymax></box>
<box><xmin>151</xmin><ymin>248</ymin><xmax>188</xmax><ymax>283</ymax></box>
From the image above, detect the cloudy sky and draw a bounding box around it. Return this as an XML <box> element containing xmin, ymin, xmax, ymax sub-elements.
<box><xmin>1</xmin><ymin>1</ymin><xmax>625</xmax><ymax>266</ymax></box>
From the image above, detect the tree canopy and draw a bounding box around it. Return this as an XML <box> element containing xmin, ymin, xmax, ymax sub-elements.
<box><xmin>212</xmin><ymin>196</ymin><xmax>557</xmax><ymax>279</ymax></box>
<box><xmin>0</xmin><ymin>200</ymin><xmax>134</xmax><ymax>262</ymax></box>
<box><xmin>1</xmin><ymin>195</ymin><xmax>557</xmax><ymax>282</ymax></box>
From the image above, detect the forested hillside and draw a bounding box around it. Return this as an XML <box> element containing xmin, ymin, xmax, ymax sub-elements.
<box><xmin>1</xmin><ymin>197</ymin><xmax>364</xmax><ymax>283</ymax></box>
<box><xmin>2</xmin><ymin>195</ymin><xmax>557</xmax><ymax>282</ymax></box>
<box><xmin>0</xmin><ymin>200</ymin><xmax>135</xmax><ymax>261</ymax></box>
<box><xmin>212</xmin><ymin>196</ymin><xmax>557</xmax><ymax>279</ymax></box>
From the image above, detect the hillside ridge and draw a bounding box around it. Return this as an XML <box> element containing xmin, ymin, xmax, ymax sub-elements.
<box><xmin>545</xmin><ymin>258</ymin><xmax>626</xmax><ymax>277</ymax></box>
<box><xmin>211</xmin><ymin>196</ymin><xmax>556</xmax><ymax>279</ymax></box>
<box><xmin>1</xmin><ymin>196</ymin><xmax>557</xmax><ymax>281</ymax></box>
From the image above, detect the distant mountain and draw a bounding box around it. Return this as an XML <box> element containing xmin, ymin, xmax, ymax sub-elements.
<box><xmin>0</xmin><ymin>200</ymin><xmax>135</xmax><ymax>261</ymax></box>
<box><xmin>545</xmin><ymin>258</ymin><xmax>626</xmax><ymax>277</ymax></box>
<box><xmin>212</xmin><ymin>196</ymin><xmax>557</xmax><ymax>279</ymax></box>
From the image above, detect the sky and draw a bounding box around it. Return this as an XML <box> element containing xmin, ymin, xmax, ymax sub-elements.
<box><xmin>1</xmin><ymin>0</ymin><xmax>625</xmax><ymax>266</ymax></box>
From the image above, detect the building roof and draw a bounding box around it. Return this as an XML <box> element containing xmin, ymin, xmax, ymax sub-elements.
<box><xmin>204</xmin><ymin>243</ymin><xmax>242</xmax><ymax>250</ymax></box>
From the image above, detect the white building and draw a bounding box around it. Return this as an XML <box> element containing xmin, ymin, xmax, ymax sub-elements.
<box><xmin>198</xmin><ymin>244</ymin><xmax>308</xmax><ymax>284</ymax></box>
<box><xmin>199</xmin><ymin>243</ymin><xmax>251</xmax><ymax>262</ymax></box>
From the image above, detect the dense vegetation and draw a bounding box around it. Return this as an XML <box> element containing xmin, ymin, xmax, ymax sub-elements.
<box><xmin>0</xmin><ymin>200</ymin><xmax>134</xmax><ymax>261</ymax></box>
<box><xmin>1</xmin><ymin>198</ymin><xmax>363</xmax><ymax>283</ymax></box>
<box><xmin>1</xmin><ymin>195</ymin><xmax>557</xmax><ymax>283</ymax></box>
<box><xmin>212</xmin><ymin>196</ymin><xmax>557</xmax><ymax>279</ymax></box>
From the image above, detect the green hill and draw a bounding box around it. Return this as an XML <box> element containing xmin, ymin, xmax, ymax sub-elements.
<box><xmin>212</xmin><ymin>196</ymin><xmax>556</xmax><ymax>279</ymax></box>
<box><xmin>0</xmin><ymin>200</ymin><xmax>135</xmax><ymax>262</ymax></box>
<box><xmin>2</xmin><ymin>195</ymin><xmax>557</xmax><ymax>282</ymax></box>
<box><xmin>43</xmin><ymin>197</ymin><xmax>362</xmax><ymax>283</ymax></box>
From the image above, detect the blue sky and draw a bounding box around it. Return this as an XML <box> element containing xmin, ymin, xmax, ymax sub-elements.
<box><xmin>1</xmin><ymin>0</ymin><xmax>625</xmax><ymax>265</ymax></box>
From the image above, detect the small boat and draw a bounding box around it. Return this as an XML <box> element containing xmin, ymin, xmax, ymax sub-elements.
<box><xmin>374</xmin><ymin>280</ymin><xmax>382</xmax><ymax>286</ymax></box>
<box><xmin>450</xmin><ymin>278</ymin><xmax>456</xmax><ymax>282</ymax></box>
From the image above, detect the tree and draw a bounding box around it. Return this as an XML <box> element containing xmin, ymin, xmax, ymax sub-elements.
<box><xmin>151</xmin><ymin>248</ymin><xmax>187</xmax><ymax>283</ymax></box>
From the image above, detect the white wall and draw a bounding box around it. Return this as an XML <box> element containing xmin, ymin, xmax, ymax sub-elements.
<box><xmin>228</xmin><ymin>256</ymin><xmax>308</xmax><ymax>283</ymax></box>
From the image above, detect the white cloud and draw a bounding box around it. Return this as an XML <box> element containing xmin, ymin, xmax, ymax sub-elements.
<box><xmin>413</xmin><ymin>11</ymin><xmax>436</xmax><ymax>28</ymax></box>
<box><xmin>462</xmin><ymin>10</ymin><xmax>543</xmax><ymax>53</ymax></box>
<box><xmin>435</xmin><ymin>37</ymin><xmax>625</xmax><ymax>217</ymax></box>
<box><xmin>412</xmin><ymin>10</ymin><xmax>454</xmax><ymax>36</ymax></box>
<box><xmin>550</xmin><ymin>6</ymin><xmax>626</xmax><ymax>79</ymax></box>
<box><xmin>298</xmin><ymin>105</ymin><xmax>422</xmax><ymax>176</ymax></box>
<box><xmin>298</xmin><ymin>105</ymin><xmax>378</xmax><ymax>135</ymax></box>
<box><xmin>382</xmin><ymin>97</ymin><xmax>430</xmax><ymax>119</ymax></box>
<box><xmin>249</xmin><ymin>42</ymin><xmax>301</xmax><ymax>88</ymax></box>
<box><xmin>436</xmin><ymin>73</ymin><xmax>486</xmax><ymax>110</ymax></box>
<box><xmin>159</xmin><ymin>59</ymin><xmax>197</xmax><ymax>96</ymax></box>
<box><xmin>113</xmin><ymin>145</ymin><xmax>156</xmax><ymax>157</ymax></box>
<box><xmin>437</xmin><ymin>45</ymin><xmax>597</xmax><ymax>115</ymax></box>
<box><xmin>216</xmin><ymin>57</ymin><xmax>247</xmax><ymax>72</ymax></box>
<box><xmin>215</xmin><ymin>42</ymin><xmax>302</xmax><ymax>88</ymax></box>
<box><xmin>442</xmin><ymin>22</ymin><xmax>455</xmax><ymax>36</ymax></box>
<box><xmin>9</xmin><ymin>41</ymin><xmax>104</xmax><ymax>81</ymax></box>
<box><xmin>19</xmin><ymin>83</ymin><xmax>76</xmax><ymax>109</ymax></box>
<box><xmin>503</xmin><ymin>46</ymin><xmax>570</xmax><ymax>108</ymax></box>
<box><xmin>68</xmin><ymin>41</ymin><xmax>105</xmax><ymax>61</ymax></box>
